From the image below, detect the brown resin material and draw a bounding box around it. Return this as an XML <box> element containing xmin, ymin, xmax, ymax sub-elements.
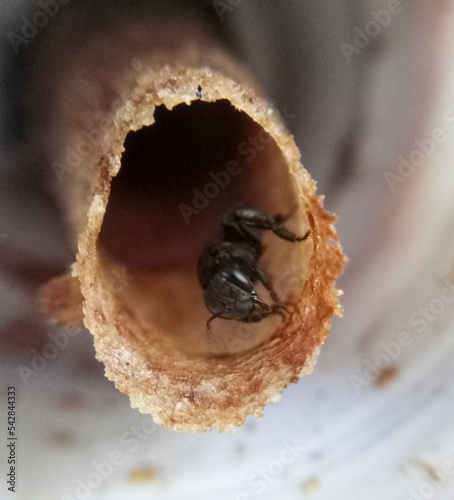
<box><xmin>37</xmin><ymin>13</ymin><xmax>346</xmax><ymax>432</ymax></box>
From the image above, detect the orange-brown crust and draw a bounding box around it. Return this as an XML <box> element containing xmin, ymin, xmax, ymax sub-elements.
<box><xmin>40</xmin><ymin>42</ymin><xmax>345</xmax><ymax>432</ymax></box>
<box><xmin>84</xmin><ymin>191</ymin><xmax>344</xmax><ymax>433</ymax></box>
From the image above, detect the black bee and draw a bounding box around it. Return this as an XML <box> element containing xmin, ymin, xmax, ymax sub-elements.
<box><xmin>198</xmin><ymin>207</ymin><xmax>310</xmax><ymax>328</ymax></box>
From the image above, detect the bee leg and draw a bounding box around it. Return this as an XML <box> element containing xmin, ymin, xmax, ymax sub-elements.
<box><xmin>254</xmin><ymin>269</ymin><xmax>292</xmax><ymax>320</ymax></box>
<box><xmin>230</xmin><ymin>207</ymin><xmax>310</xmax><ymax>243</ymax></box>
<box><xmin>205</xmin><ymin>311</ymin><xmax>225</xmax><ymax>355</ymax></box>
<box><xmin>206</xmin><ymin>310</ymin><xmax>227</xmax><ymax>330</ymax></box>
<box><xmin>254</xmin><ymin>268</ymin><xmax>293</xmax><ymax>319</ymax></box>
<box><xmin>271</xmin><ymin>303</ymin><xmax>290</xmax><ymax>321</ymax></box>
<box><xmin>272</xmin><ymin>226</ymin><xmax>310</xmax><ymax>243</ymax></box>
<box><xmin>253</xmin><ymin>267</ymin><xmax>280</xmax><ymax>304</ymax></box>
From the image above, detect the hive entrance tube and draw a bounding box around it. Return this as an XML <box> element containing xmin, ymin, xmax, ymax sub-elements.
<box><xmin>32</xmin><ymin>34</ymin><xmax>346</xmax><ymax>430</ymax></box>
<box><xmin>97</xmin><ymin>99</ymin><xmax>310</xmax><ymax>357</ymax></box>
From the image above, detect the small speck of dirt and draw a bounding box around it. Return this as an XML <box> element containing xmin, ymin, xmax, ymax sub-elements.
<box><xmin>128</xmin><ymin>467</ymin><xmax>157</xmax><ymax>483</ymax></box>
<box><xmin>57</xmin><ymin>393</ymin><xmax>84</xmax><ymax>411</ymax></box>
<box><xmin>414</xmin><ymin>460</ymin><xmax>444</xmax><ymax>484</ymax></box>
<box><xmin>47</xmin><ymin>430</ymin><xmax>76</xmax><ymax>448</ymax></box>
<box><xmin>235</xmin><ymin>442</ymin><xmax>246</xmax><ymax>456</ymax></box>
<box><xmin>300</xmin><ymin>477</ymin><xmax>320</xmax><ymax>496</ymax></box>
<box><xmin>375</xmin><ymin>365</ymin><xmax>398</xmax><ymax>387</ymax></box>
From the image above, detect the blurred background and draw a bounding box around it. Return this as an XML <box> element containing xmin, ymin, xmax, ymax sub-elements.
<box><xmin>1</xmin><ymin>1</ymin><xmax>454</xmax><ymax>499</ymax></box>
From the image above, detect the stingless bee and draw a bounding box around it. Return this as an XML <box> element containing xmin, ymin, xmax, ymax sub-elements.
<box><xmin>198</xmin><ymin>206</ymin><xmax>310</xmax><ymax>328</ymax></box>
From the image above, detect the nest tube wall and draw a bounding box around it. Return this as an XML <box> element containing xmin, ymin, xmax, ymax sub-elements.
<box><xmin>37</xmin><ymin>12</ymin><xmax>345</xmax><ymax>432</ymax></box>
